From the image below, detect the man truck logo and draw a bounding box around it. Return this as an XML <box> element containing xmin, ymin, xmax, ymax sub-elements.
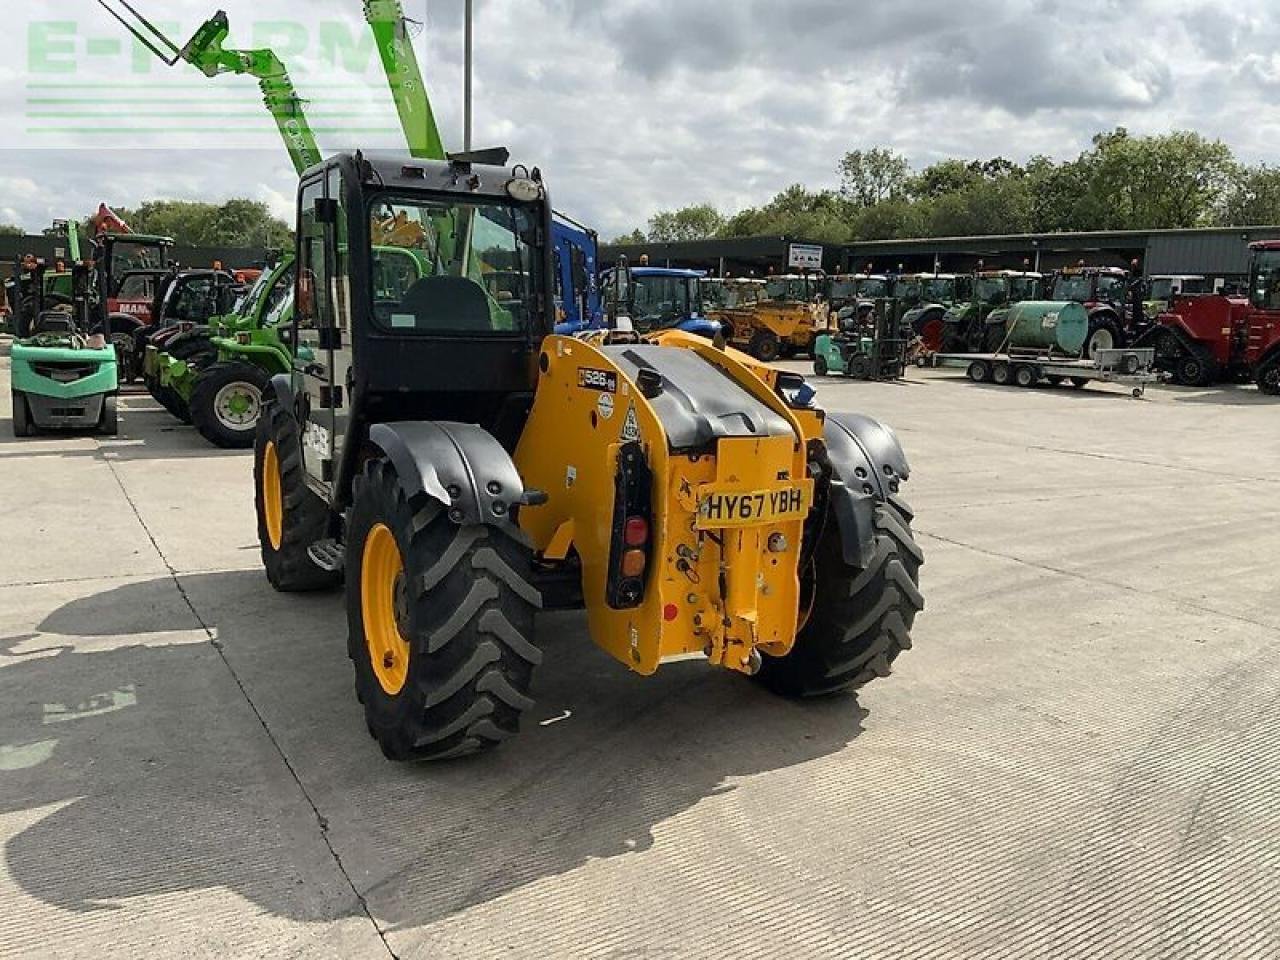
<box><xmin>578</xmin><ymin>368</ymin><xmax>617</xmax><ymax>392</ymax></box>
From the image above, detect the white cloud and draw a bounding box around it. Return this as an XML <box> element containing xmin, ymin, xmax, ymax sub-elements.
<box><xmin>1</xmin><ymin>0</ymin><xmax>1279</xmax><ymax>239</ymax></box>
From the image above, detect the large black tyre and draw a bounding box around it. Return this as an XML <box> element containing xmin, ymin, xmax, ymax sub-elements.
<box><xmin>1256</xmin><ymin>354</ymin><xmax>1280</xmax><ymax>396</ymax></box>
<box><xmin>813</xmin><ymin>354</ymin><xmax>829</xmax><ymax>376</ymax></box>
<box><xmin>11</xmin><ymin>391</ymin><xmax>33</xmax><ymax>437</ymax></box>
<box><xmin>191</xmin><ymin>361</ymin><xmax>270</xmax><ymax>449</ymax></box>
<box><xmin>749</xmin><ymin>329</ymin><xmax>782</xmax><ymax>363</ymax></box>
<box><xmin>1175</xmin><ymin>351</ymin><xmax>1217</xmax><ymax>388</ymax></box>
<box><xmin>253</xmin><ymin>399</ymin><xmax>341</xmax><ymax>592</ymax></box>
<box><xmin>347</xmin><ymin>458</ymin><xmax>542</xmax><ymax>761</ymax></box>
<box><xmin>759</xmin><ymin>498</ymin><xmax>923</xmax><ymax>697</ymax></box>
<box><xmin>99</xmin><ymin>395</ymin><xmax>119</xmax><ymax>436</ymax></box>
<box><xmin>155</xmin><ymin>336</ymin><xmax>217</xmax><ymax>424</ymax></box>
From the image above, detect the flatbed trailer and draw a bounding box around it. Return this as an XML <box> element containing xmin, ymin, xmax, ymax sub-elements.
<box><xmin>936</xmin><ymin>347</ymin><xmax>1162</xmax><ymax>398</ymax></box>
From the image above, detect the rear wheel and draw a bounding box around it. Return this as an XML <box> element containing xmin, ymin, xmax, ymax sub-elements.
<box><xmin>254</xmin><ymin>399</ymin><xmax>341</xmax><ymax>592</ymax></box>
<box><xmin>348</xmin><ymin>459</ymin><xmax>542</xmax><ymax>761</ymax></box>
<box><xmin>967</xmin><ymin>361</ymin><xmax>990</xmax><ymax>383</ymax></box>
<box><xmin>759</xmin><ymin>498</ymin><xmax>923</xmax><ymax>697</ymax></box>
<box><xmin>1015</xmin><ymin>365</ymin><xmax>1037</xmax><ymax>388</ymax></box>
<box><xmin>191</xmin><ymin>361</ymin><xmax>269</xmax><ymax>449</ymax></box>
<box><xmin>813</xmin><ymin>354</ymin><xmax>829</xmax><ymax>376</ymax></box>
<box><xmin>750</xmin><ymin>330</ymin><xmax>782</xmax><ymax>363</ymax></box>
<box><xmin>992</xmin><ymin>361</ymin><xmax>1012</xmax><ymax>386</ymax></box>
<box><xmin>11</xmin><ymin>391</ymin><xmax>33</xmax><ymax>437</ymax></box>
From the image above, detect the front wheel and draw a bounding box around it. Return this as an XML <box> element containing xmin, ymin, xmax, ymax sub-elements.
<box><xmin>347</xmin><ymin>458</ymin><xmax>542</xmax><ymax>761</ymax></box>
<box><xmin>11</xmin><ymin>391</ymin><xmax>33</xmax><ymax>437</ymax></box>
<box><xmin>758</xmin><ymin>499</ymin><xmax>923</xmax><ymax>697</ymax></box>
<box><xmin>1257</xmin><ymin>355</ymin><xmax>1280</xmax><ymax>396</ymax></box>
<box><xmin>191</xmin><ymin>361</ymin><xmax>269</xmax><ymax>449</ymax></box>
<box><xmin>813</xmin><ymin>354</ymin><xmax>829</xmax><ymax>376</ymax></box>
<box><xmin>99</xmin><ymin>395</ymin><xmax>118</xmax><ymax>436</ymax></box>
<box><xmin>254</xmin><ymin>399</ymin><xmax>341</xmax><ymax>592</ymax></box>
<box><xmin>750</xmin><ymin>330</ymin><xmax>782</xmax><ymax>363</ymax></box>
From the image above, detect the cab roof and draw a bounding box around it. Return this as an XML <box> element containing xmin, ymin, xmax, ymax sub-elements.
<box><xmin>631</xmin><ymin>266</ymin><xmax>706</xmax><ymax>279</ymax></box>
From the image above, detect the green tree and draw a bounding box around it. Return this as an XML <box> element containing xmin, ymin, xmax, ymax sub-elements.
<box><xmin>838</xmin><ymin>148</ymin><xmax>911</xmax><ymax>207</ymax></box>
<box><xmin>84</xmin><ymin>199</ymin><xmax>292</xmax><ymax>247</ymax></box>
<box><xmin>610</xmin><ymin>228</ymin><xmax>648</xmax><ymax>245</ymax></box>
<box><xmin>646</xmin><ymin>204</ymin><xmax>725</xmax><ymax>243</ymax></box>
<box><xmin>1076</xmin><ymin>128</ymin><xmax>1236</xmax><ymax>230</ymax></box>
<box><xmin>853</xmin><ymin>198</ymin><xmax>928</xmax><ymax>241</ymax></box>
<box><xmin>0</xmin><ymin>223</ymin><xmax>24</xmax><ymax>237</ymax></box>
<box><xmin>1216</xmin><ymin>164</ymin><xmax>1280</xmax><ymax>226</ymax></box>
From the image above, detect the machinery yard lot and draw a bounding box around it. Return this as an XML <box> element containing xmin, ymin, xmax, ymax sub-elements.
<box><xmin>1</xmin><ymin>349</ymin><xmax>1276</xmax><ymax>960</ymax></box>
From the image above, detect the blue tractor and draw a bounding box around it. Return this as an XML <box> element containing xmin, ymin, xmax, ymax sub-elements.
<box><xmin>551</xmin><ymin>214</ymin><xmax>604</xmax><ymax>335</ymax></box>
<box><xmin>601</xmin><ymin>264</ymin><xmax>721</xmax><ymax>338</ymax></box>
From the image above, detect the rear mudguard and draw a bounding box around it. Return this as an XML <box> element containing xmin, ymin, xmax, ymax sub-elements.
<box><xmin>367</xmin><ymin>421</ymin><xmax>527</xmax><ymax>528</ymax></box>
<box><xmin>821</xmin><ymin>412</ymin><xmax>911</xmax><ymax>568</ymax></box>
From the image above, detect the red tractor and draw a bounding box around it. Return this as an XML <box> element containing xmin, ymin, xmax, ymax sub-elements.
<box><xmin>1135</xmin><ymin>241</ymin><xmax>1280</xmax><ymax>392</ymax></box>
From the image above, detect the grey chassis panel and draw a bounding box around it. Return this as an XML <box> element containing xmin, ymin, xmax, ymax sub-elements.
<box><xmin>367</xmin><ymin>421</ymin><xmax>526</xmax><ymax>527</ymax></box>
<box><xmin>821</xmin><ymin>412</ymin><xmax>911</xmax><ymax>568</ymax></box>
<box><xmin>23</xmin><ymin>392</ymin><xmax>106</xmax><ymax>430</ymax></box>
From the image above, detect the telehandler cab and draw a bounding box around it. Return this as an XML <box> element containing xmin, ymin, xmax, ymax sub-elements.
<box><xmin>251</xmin><ymin>150</ymin><xmax>923</xmax><ymax>762</ymax></box>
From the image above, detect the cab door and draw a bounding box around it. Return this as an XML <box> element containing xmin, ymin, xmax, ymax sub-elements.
<box><xmin>294</xmin><ymin>173</ymin><xmax>337</xmax><ymax>489</ymax></box>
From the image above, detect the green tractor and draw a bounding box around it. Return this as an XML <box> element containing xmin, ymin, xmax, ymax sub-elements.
<box><xmin>939</xmin><ymin>270</ymin><xmax>1043</xmax><ymax>354</ymax></box>
<box><xmin>9</xmin><ymin>227</ymin><xmax>119</xmax><ymax>438</ymax></box>
<box><xmin>180</xmin><ymin>245</ymin><xmax>429</xmax><ymax>448</ymax></box>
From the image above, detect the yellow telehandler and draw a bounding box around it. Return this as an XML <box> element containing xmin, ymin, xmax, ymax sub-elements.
<box><xmin>252</xmin><ymin>151</ymin><xmax>924</xmax><ymax>760</ymax></box>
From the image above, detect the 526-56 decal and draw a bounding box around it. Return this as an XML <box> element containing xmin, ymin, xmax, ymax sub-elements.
<box><xmin>578</xmin><ymin>368</ymin><xmax>618</xmax><ymax>393</ymax></box>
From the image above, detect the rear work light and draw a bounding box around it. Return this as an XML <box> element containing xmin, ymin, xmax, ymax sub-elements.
<box><xmin>606</xmin><ymin>442</ymin><xmax>653</xmax><ymax>610</ymax></box>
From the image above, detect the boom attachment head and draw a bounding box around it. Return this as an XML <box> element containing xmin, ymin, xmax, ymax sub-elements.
<box><xmin>96</xmin><ymin>0</ymin><xmax>185</xmax><ymax>66</ymax></box>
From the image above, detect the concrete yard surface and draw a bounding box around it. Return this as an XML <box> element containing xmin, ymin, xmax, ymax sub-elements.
<box><xmin>1</xmin><ymin>351</ymin><xmax>1278</xmax><ymax>959</ymax></box>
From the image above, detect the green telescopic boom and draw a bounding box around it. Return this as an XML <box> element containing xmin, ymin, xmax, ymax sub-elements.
<box><xmin>363</xmin><ymin>0</ymin><xmax>446</xmax><ymax>161</ymax></box>
<box><xmin>97</xmin><ymin>1</ymin><xmax>323</xmax><ymax>176</ymax></box>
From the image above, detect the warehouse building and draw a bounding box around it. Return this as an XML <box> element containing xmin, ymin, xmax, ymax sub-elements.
<box><xmin>604</xmin><ymin>225</ymin><xmax>1280</xmax><ymax>287</ymax></box>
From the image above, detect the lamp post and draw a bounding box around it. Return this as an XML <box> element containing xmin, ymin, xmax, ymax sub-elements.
<box><xmin>464</xmin><ymin>0</ymin><xmax>473</xmax><ymax>150</ymax></box>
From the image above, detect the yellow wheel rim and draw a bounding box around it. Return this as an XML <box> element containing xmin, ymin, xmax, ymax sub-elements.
<box><xmin>262</xmin><ymin>441</ymin><xmax>284</xmax><ymax>551</ymax></box>
<box><xmin>361</xmin><ymin>523</ymin><xmax>411</xmax><ymax>696</ymax></box>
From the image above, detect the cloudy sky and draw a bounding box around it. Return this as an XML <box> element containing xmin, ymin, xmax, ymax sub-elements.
<box><xmin>3</xmin><ymin>0</ymin><xmax>1280</xmax><ymax>240</ymax></box>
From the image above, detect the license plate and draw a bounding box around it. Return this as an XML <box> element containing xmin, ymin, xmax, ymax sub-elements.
<box><xmin>696</xmin><ymin>486</ymin><xmax>808</xmax><ymax>529</ymax></box>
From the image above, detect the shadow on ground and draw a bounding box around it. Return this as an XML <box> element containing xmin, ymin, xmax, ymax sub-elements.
<box><xmin>2</xmin><ymin>572</ymin><xmax>867</xmax><ymax>930</ymax></box>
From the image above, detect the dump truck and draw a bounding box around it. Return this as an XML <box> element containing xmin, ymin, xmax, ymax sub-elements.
<box><xmin>714</xmin><ymin>272</ymin><xmax>829</xmax><ymax>361</ymax></box>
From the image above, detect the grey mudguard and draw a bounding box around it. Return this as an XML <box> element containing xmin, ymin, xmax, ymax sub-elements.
<box><xmin>267</xmin><ymin>372</ymin><xmax>295</xmax><ymax>408</ymax></box>
<box><xmin>821</xmin><ymin>412</ymin><xmax>911</xmax><ymax>568</ymax></box>
<box><xmin>367</xmin><ymin>420</ymin><xmax>526</xmax><ymax>526</ymax></box>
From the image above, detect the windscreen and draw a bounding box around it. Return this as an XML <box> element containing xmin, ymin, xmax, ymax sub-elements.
<box><xmin>108</xmin><ymin>240</ymin><xmax>167</xmax><ymax>292</ymax></box>
<box><xmin>976</xmin><ymin>277</ymin><xmax>1009</xmax><ymax>304</ymax></box>
<box><xmin>860</xmin><ymin>278</ymin><xmax>889</xmax><ymax>299</ymax></box>
<box><xmin>367</xmin><ymin>195</ymin><xmax>541</xmax><ymax>335</ymax></box>
<box><xmin>1252</xmin><ymin>252</ymin><xmax>1280</xmax><ymax>310</ymax></box>
<box><xmin>924</xmin><ymin>278</ymin><xmax>955</xmax><ymax>302</ymax></box>
<box><xmin>632</xmin><ymin>274</ymin><xmax>695</xmax><ymax>329</ymax></box>
<box><xmin>1052</xmin><ymin>275</ymin><xmax>1092</xmax><ymax>301</ymax></box>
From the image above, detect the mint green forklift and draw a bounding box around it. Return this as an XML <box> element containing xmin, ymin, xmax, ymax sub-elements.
<box><xmin>10</xmin><ymin>224</ymin><xmax>119</xmax><ymax>437</ymax></box>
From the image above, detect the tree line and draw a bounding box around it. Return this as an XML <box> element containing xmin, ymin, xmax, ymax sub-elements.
<box><xmin>1</xmin><ymin>199</ymin><xmax>293</xmax><ymax>249</ymax></box>
<box><xmin>614</xmin><ymin>128</ymin><xmax>1280</xmax><ymax>246</ymax></box>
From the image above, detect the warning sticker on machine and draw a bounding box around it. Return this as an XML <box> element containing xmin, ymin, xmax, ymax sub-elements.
<box><xmin>621</xmin><ymin>405</ymin><xmax>641</xmax><ymax>442</ymax></box>
<box><xmin>578</xmin><ymin>367</ymin><xmax>618</xmax><ymax>392</ymax></box>
<box><xmin>597</xmin><ymin>393</ymin><xmax>615</xmax><ymax>420</ymax></box>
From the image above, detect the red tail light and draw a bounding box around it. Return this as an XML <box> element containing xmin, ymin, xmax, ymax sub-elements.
<box><xmin>624</xmin><ymin>517</ymin><xmax>649</xmax><ymax>547</ymax></box>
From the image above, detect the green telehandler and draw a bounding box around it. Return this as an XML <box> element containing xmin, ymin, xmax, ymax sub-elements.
<box><xmin>101</xmin><ymin>0</ymin><xmax>447</xmax><ymax>447</ymax></box>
